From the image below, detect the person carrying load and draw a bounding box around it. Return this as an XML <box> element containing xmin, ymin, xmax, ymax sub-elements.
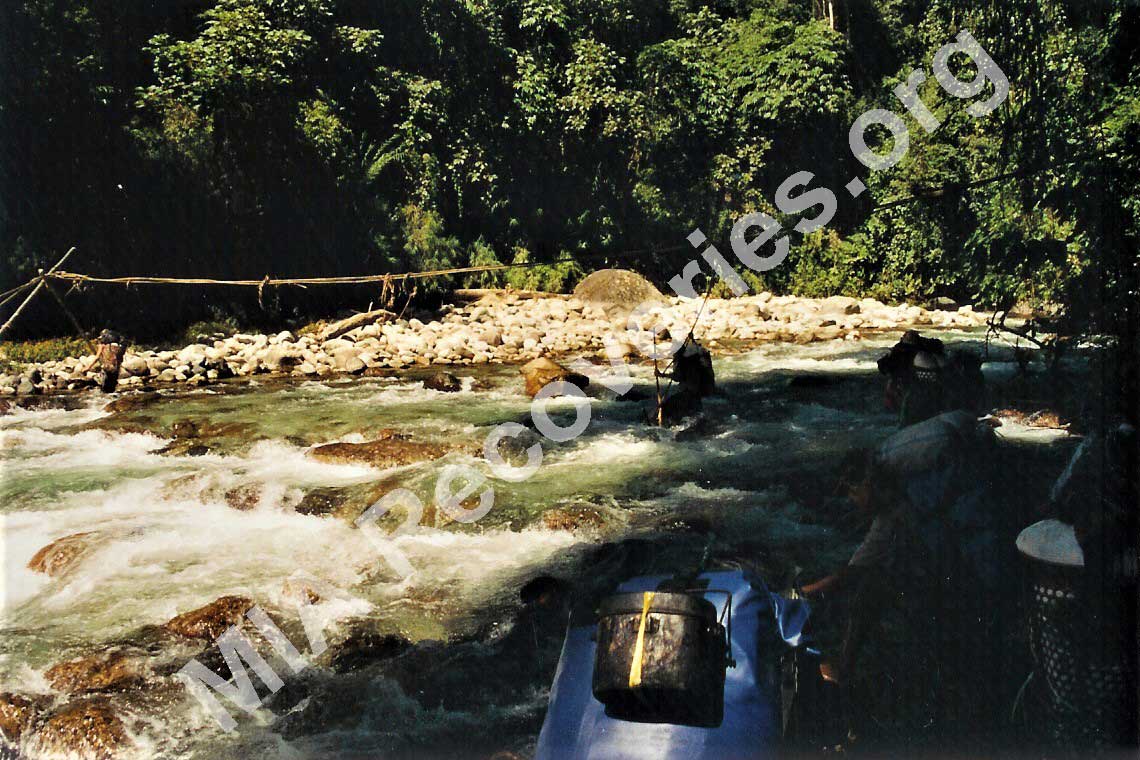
<box><xmin>877</xmin><ymin>329</ymin><xmax>984</xmax><ymax>426</ymax></box>
<box><xmin>798</xmin><ymin>410</ymin><xmax>1010</xmax><ymax>689</ymax></box>
<box><xmin>78</xmin><ymin>329</ymin><xmax>127</xmax><ymax>393</ymax></box>
<box><xmin>651</xmin><ymin>333</ymin><xmax>715</xmax><ymax>424</ymax></box>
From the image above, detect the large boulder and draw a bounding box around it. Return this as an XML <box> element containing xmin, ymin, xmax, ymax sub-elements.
<box><xmin>27</xmin><ymin>699</ymin><xmax>130</xmax><ymax>760</ymax></box>
<box><xmin>520</xmin><ymin>357</ymin><xmax>589</xmax><ymax>398</ymax></box>
<box><xmin>163</xmin><ymin>596</ymin><xmax>255</xmax><ymax>640</ymax></box>
<box><xmin>307</xmin><ymin>434</ymin><xmax>456</xmax><ymax>468</ymax></box>
<box><xmin>573</xmin><ymin>269</ymin><xmax>664</xmax><ymax>311</ymax></box>
<box><xmin>45</xmin><ymin>652</ymin><xmax>143</xmax><ymax>694</ymax></box>
<box><xmin>27</xmin><ymin>532</ymin><xmax>100</xmax><ymax>577</ymax></box>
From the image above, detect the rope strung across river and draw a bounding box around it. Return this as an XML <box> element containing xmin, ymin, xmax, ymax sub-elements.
<box><xmin>46</xmin><ymin>263</ymin><xmax>515</xmax><ymax>288</ymax></box>
<box><xmin>31</xmin><ymin>243</ymin><xmax>693</xmax><ymax>291</ymax></box>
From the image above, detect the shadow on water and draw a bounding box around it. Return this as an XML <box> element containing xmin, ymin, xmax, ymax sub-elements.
<box><xmin>4</xmin><ymin>330</ymin><xmax>1110</xmax><ymax>759</ymax></box>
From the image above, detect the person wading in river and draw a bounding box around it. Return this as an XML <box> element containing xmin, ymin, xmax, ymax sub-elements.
<box><xmin>652</xmin><ymin>334</ymin><xmax>715</xmax><ymax>424</ymax></box>
<box><xmin>79</xmin><ymin>329</ymin><xmax>127</xmax><ymax>393</ymax></box>
<box><xmin>877</xmin><ymin>330</ymin><xmax>985</xmax><ymax>426</ymax></box>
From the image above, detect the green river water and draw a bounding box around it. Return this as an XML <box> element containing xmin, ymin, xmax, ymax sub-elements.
<box><xmin>0</xmin><ymin>328</ymin><xmax>1073</xmax><ymax>758</ymax></box>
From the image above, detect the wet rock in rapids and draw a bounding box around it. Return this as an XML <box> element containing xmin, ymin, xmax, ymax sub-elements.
<box><xmin>27</xmin><ymin>699</ymin><xmax>130</xmax><ymax>760</ymax></box>
<box><xmin>155</xmin><ymin>439</ymin><xmax>210</xmax><ymax>457</ymax></box>
<box><xmin>0</xmin><ymin>399</ymin><xmax>11</xmax><ymax>416</ymax></box>
<box><xmin>163</xmin><ymin>596</ymin><xmax>255</xmax><ymax>640</ymax></box>
<box><xmin>45</xmin><ymin>651</ymin><xmax>144</xmax><ymax>694</ymax></box>
<box><xmin>294</xmin><ymin>487</ymin><xmax>348</xmax><ymax>517</ymax></box>
<box><xmin>223</xmin><ymin>484</ymin><xmax>261</xmax><ymax>511</ymax></box>
<box><xmin>0</xmin><ymin>693</ymin><xmax>44</xmax><ymax>744</ymax></box>
<box><xmin>27</xmin><ymin>532</ymin><xmax>100</xmax><ymax>577</ymax></box>
<box><xmin>307</xmin><ymin>435</ymin><xmax>458</xmax><ymax>468</ymax></box>
<box><xmin>541</xmin><ymin>505</ymin><xmax>607</xmax><ymax>533</ymax></box>
<box><xmin>423</xmin><ymin>371</ymin><xmax>462</xmax><ymax>393</ymax></box>
<box><xmin>485</xmin><ymin>425</ymin><xmax>542</xmax><ymax>468</ymax></box>
<box><xmin>519</xmin><ymin>356</ymin><xmax>589</xmax><ymax>398</ymax></box>
<box><xmin>16</xmin><ymin>395</ymin><xmax>85</xmax><ymax>412</ymax></box>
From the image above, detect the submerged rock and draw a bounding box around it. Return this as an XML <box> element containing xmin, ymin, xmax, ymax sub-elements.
<box><xmin>0</xmin><ymin>693</ymin><xmax>43</xmax><ymax>744</ymax></box>
<box><xmin>27</xmin><ymin>698</ymin><xmax>130</xmax><ymax>760</ymax></box>
<box><xmin>102</xmin><ymin>392</ymin><xmax>160</xmax><ymax>414</ymax></box>
<box><xmin>520</xmin><ymin>356</ymin><xmax>589</xmax><ymax>398</ymax></box>
<box><xmin>423</xmin><ymin>371</ymin><xmax>462</xmax><ymax>393</ymax></box>
<box><xmin>45</xmin><ymin>652</ymin><xmax>143</xmax><ymax>694</ymax></box>
<box><xmin>163</xmin><ymin>596</ymin><xmax>255</xmax><ymax>640</ymax></box>
<box><xmin>27</xmin><ymin>532</ymin><xmax>100</xmax><ymax>577</ymax></box>
<box><xmin>307</xmin><ymin>435</ymin><xmax>455</xmax><ymax>468</ymax></box>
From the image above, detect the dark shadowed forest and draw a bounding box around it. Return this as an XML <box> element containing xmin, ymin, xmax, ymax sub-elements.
<box><xmin>1</xmin><ymin>0</ymin><xmax>1137</xmax><ymax>343</ymax></box>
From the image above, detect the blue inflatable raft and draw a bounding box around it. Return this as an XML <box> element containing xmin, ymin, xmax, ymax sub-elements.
<box><xmin>535</xmin><ymin>570</ymin><xmax>811</xmax><ymax>760</ymax></box>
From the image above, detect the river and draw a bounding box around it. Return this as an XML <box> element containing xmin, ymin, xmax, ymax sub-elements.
<box><xmin>0</xmin><ymin>327</ymin><xmax>1073</xmax><ymax>758</ymax></box>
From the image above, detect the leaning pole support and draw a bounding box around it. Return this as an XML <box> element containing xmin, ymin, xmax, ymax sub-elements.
<box><xmin>0</xmin><ymin>247</ymin><xmax>77</xmax><ymax>341</ymax></box>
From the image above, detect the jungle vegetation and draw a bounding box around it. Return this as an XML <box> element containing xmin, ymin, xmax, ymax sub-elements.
<box><xmin>1</xmin><ymin>0</ymin><xmax>1136</xmax><ymax>342</ymax></box>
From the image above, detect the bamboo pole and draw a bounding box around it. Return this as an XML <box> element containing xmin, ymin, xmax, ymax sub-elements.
<box><xmin>0</xmin><ymin>248</ymin><xmax>77</xmax><ymax>341</ymax></box>
<box><xmin>0</xmin><ymin>279</ymin><xmax>36</xmax><ymax>310</ymax></box>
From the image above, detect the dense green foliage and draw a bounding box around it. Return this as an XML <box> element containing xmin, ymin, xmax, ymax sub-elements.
<box><xmin>1</xmin><ymin>0</ymin><xmax>1136</xmax><ymax>339</ymax></box>
<box><xmin>0</xmin><ymin>337</ymin><xmax>91</xmax><ymax>366</ymax></box>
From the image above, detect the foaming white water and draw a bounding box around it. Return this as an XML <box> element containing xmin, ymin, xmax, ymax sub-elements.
<box><xmin>0</xmin><ymin>399</ymin><xmax>108</xmax><ymax>432</ymax></box>
<box><xmin>727</xmin><ymin>351</ymin><xmax>878</xmax><ymax>377</ymax></box>
<box><xmin>555</xmin><ymin>432</ymin><xmax>663</xmax><ymax>466</ymax></box>
<box><xmin>2</xmin><ymin>427</ymin><xmax>167</xmax><ymax>468</ymax></box>
<box><xmin>4</xmin><ymin>475</ymin><xmax>576</xmax><ymax>652</ymax></box>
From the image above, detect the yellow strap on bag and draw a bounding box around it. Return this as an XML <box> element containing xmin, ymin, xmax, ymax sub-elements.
<box><xmin>628</xmin><ymin>591</ymin><xmax>656</xmax><ymax>688</ymax></box>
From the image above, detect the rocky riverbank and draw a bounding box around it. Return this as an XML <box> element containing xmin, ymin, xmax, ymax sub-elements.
<box><xmin>0</xmin><ymin>283</ymin><xmax>989</xmax><ymax>397</ymax></box>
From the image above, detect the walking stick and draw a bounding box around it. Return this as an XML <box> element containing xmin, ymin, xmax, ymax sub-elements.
<box><xmin>653</xmin><ymin>330</ymin><xmax>663</xmax><ymax>426</ymax></box>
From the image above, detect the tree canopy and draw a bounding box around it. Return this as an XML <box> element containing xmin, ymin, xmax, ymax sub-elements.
<box><xmin>1</xmin><ymin>0</ymin><xmax>1136</xmax><ymax>339</ymax></box>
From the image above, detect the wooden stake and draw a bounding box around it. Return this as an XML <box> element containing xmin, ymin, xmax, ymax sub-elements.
<box><xmin>0</xmin><ymin>247</ymin><xmax>77</xmax><ymax>341</ymax></box>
